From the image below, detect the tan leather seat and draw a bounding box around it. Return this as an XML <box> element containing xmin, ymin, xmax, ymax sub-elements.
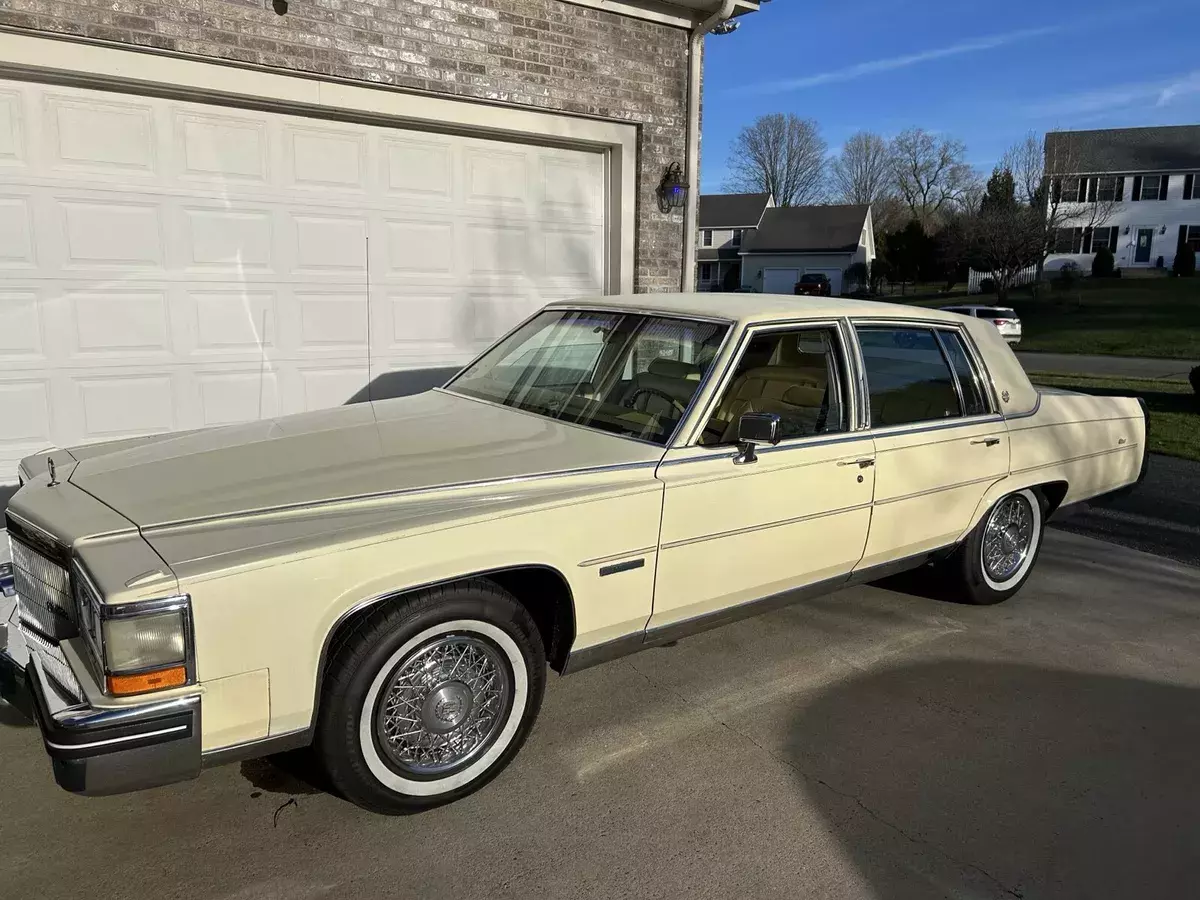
<box><xmin>872</xmin><ymin>380</ymin><xmax>960</xmax><ymax>426</ymax></box>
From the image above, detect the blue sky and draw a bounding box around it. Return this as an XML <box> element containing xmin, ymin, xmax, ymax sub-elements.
<box><xmin>700</xmin><ymin>0</ymin><xmax>1200</xmax><ymax>192</ymax></box>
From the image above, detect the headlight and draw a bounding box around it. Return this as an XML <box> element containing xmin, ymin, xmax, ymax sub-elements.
<box><xmin>103</xmin><ymin>610</ymin><xmax>187</xmax><ymax>672</ymax></box>
<box><xmin>73</xmin><ymin>562</ymin><xmax>193</xmax><ymax>697</ymax></box>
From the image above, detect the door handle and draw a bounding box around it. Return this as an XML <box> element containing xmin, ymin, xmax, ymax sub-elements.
<box><xmin>971</xmin><ymin>437</ymin><xmax>1002</xmax><ymax>447</ymax></box>
<box><xmin>838</xmin><ymin>458</ymin><xmax>875</xmax><ymax>468</ymax></box>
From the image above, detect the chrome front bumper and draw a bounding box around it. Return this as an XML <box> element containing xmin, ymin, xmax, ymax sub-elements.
<box><xmin>0</xmin><ymin>599</ymin><xmax>202</xmax><ymax>796</ymax></box>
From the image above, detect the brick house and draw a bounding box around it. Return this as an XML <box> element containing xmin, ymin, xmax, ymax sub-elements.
<box><xmin>0</xmin><ymin>0</ymin><xmax>757</xmax><ymax>475</ymax></box>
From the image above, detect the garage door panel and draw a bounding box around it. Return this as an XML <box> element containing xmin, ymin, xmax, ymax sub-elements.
<box><xmin>182</xmin><ymin>206</ymin><xmax>274</xmax><ymax>270</ymax></box>
<box><xmin>1</xmin><ymin>77</ymin><xmax>606</xmax><ymax>470</ymax></box>
<box><xmin>286</xmin><ymin>124</ymin><xmax>367</xmax><ymax>190</ymax></box>
<box><xmin>0</xmin><ymin>194</ymin><xmax>34</xmax><ymax>266</ymax></box>
<box><xmin>0</xmin><ymin>90</ymin><xmax>24</xmax><ymax>164</ymax></box>
<box><xmin>0</xmin><ymin>291</ymin><xmax>42</xmax><ymax>356</ymax></box>
<box><xmin>70</xmin><ymin>290</ymin><xmax>170</xmax><ymax>355</ymax></box>
<box><xmin>190</xmin><ymin>290</ymin><xmax>275</xmax><ymax>354</ymax></box>
<box><xmin>175</xmin><ymin>111</ymin><xmax>268</xmax><ymax>183</ymax></box>
<box><xmin>77</xmin><ymin>373</ymin><xmax>174</xmax><ymax>438</ymax></box>
<box><xmin>59</xmin><ymin>199</ymin><xmax>163</xmax><ymax>268</ymax></box>
<box><xmin>291</xmin><ymin>213</ymin><xmax>367</xmax><ymax>272</ymax></box>
<box><xmin>384</xmin><ymin>218</ymin><xmax>454</xmax><ymax>275</ymax></box>
<box><xmin>383</xmin><ymin>137</ymin><xmax>453</xmax><ymax>199</ymax></box>
<box><xmin>46</xmin><ymin>94</ymin><xmax>156</xmax><ymax>174</ymax></box>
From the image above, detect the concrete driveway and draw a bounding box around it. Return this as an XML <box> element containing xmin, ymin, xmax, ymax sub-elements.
<box><xmin>3</xmin><ymin>529</ymin><xmax>1199</xmax><ymax>900</ymax></box>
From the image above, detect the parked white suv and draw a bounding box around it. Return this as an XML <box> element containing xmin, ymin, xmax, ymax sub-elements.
<box><xmin>940</xmin><ymin>305</ymin><xmax>1022</xmax><ymax>344</ymax></box>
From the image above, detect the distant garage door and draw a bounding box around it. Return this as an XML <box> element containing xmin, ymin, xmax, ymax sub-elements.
<box><xmin>0</xmin><ymin>79</ymin><xmax>606</xmax><ymax>475</ymax></box>
<box><xmin>762</xmin><ymin>269</ymin><xmax>799</xmax><ymax>294</ymax></box>
<box><xmin>806</xmin><ymin>268</ymin><xmax>843</xmax><ymax>296</ymax></box>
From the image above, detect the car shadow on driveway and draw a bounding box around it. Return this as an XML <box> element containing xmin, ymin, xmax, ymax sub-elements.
<box><xmin>786</xmin><ymin>660</ymin><xmax>1200</xmax><ymax>899</ymax></box>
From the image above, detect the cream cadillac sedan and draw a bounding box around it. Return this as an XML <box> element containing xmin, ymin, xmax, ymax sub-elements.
<box><xmin>0</xmin><ymin>294</ymin><xmax>1147</xmax><ymax>812</ymax></box>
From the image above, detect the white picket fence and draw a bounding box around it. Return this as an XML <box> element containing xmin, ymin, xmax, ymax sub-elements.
<box><xmin>967</xmin><ymin>265</ymin><xmax>1039</xmax><ymax>294</ymax></box>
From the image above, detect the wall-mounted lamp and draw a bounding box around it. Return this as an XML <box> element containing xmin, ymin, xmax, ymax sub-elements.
<box><xmin>656</xmin><ymin>163</ymin><xmax>688</xmax><ymax>214</ymax></box>
<box><xmin>1123</xmin><ymin>226</ymin><xmax>1130</xmax><ymax>234</ymax></box>
<box><xmin>1160</xmin><ymin>225</ymin><xmax>1167</xmax><ymax>235</ymax></box>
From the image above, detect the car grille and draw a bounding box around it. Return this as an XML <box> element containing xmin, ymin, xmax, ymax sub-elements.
<box><xmin>7</xmin><ymin>532</ymin><xmax>85</xmax><ymax>703</ymax></box>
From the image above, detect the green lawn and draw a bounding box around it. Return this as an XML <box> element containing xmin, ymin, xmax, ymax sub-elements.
<box><xmin>895</xmin><ymin>278</ymin><xmax>1200</xmax><ymax>359</ymax></box>
<box><xmin>1028</xmin><ymin>372</ymin><xmax>1200</xmax><ymax>462</ymax></box>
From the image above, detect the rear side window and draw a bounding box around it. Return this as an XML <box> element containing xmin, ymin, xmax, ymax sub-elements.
<box><xmin>855</xmin><ymin>326</ymin><xmax>961</xmax><ymax>427</ymax></box>
<box><xmin>938</xmin><ymin>331</ymin><xmax>989</xmax><ymax>417</ymax></box>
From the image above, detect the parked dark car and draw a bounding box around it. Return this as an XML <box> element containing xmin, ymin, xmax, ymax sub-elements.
<box><xmin>794</xmin><ymin>273</ymin><xmax>831</xmax><ymax>296</ymax></box>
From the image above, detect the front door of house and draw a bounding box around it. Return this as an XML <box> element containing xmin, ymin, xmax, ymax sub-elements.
<box><xmin>1135</xmin><ymin>228</ymin><xmax>1154</xmax><ymax>264</ymax></box>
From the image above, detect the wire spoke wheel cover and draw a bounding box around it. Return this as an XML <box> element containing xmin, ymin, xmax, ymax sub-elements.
<box><xmin>373</xmin><ymin>633</ymin><xmax>513</xmax><ymax>778</ymax></box>
<box><xmin>982</xmin><ymin>493</ymin><xmax>1035</xmax><ymax>584</ymax></box>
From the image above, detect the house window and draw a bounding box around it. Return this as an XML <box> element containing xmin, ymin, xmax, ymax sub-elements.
<box><xmin>1093</xmin><ymin>176</ymin><xmax>1118</xmax><ymax>203</ymax></box>
<box><xmin>731</xmin><ymin>229</ymin><xmax>742</xmax><ymax>247</ymax></box>
<box><xmin>1140</xmin><ymin>175</ymin><xmax>1163</xmax><ymax>200</ymax></box>
<box><xmin>1054</xmin><ymin>228</ymin><xmax>1080</xmax><ymax>253</ymax></box>
<box><xmin>1186</xmin><ymin>226</ymin><xmax>1200</xmax><ymax>253</ymax></box>
<box><xmin>701</xmin><ymin>230</ymin><xmax>713</xmax><ymax>247</ymax></box>
<box><xmin>1088</xmin><ymin>226</ymin><xmax>1117</xmax><ymax>253</ymax></box>
<box><xmin>699</xmin><ymin>263</ymin><xmax>713</xmax><ymax>282</ymax></box>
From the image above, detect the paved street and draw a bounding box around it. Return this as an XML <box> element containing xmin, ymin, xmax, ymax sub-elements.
<box><xmin>3</xmin><ymin>530</ymin><xmax>1200</xmax><ymax>900</ymax></box>
<box><xmin>1016</xmin><ymin>350</ymin><xmax>1198</xmax><ymax>382</ymax></box>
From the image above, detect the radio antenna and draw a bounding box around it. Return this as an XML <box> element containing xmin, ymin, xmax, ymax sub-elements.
<box><xmin>365</xmin><ymin>235</ymin><xmax>372</xmax><ymax>403</ymax></box>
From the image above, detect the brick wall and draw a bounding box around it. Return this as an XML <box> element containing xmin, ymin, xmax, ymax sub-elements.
<box><xmin>0</xmin><ymin>0</ymin><xmax>689</xmax><ymax>292</ymax></box>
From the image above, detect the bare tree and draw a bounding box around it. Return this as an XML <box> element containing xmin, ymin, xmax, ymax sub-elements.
<box><xmin>829</xmin><ymin>131</ymin><xmax>893</xmax><ymax>206</ymax></box>
<box><xmin>724</xmin><ymin>113</ymin><xmax>827</xmax><ymax>207</ymax></box>
<box><xmin>962</xmin><ymin>167</ymin><xmax>1047</xmax><ymax>301</ymax></box>
<box><xmin>1000</xmin><ymin>132</ymin><xmax>1044</xmax><ymax>205</ymax></box>
<box><xmin>889</xmin><ymin>128</ymin><xmax>974</xmax><ymax>227</ymax></box>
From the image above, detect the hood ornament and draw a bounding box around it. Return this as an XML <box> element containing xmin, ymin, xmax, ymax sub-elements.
<box><xmin>46</xmin><ymin>457</ymin><xmax>59</xmax><ymax>487</ymax></box>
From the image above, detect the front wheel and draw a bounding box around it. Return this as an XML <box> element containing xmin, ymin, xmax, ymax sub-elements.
<box><xmin>948</xmin><ymin>488</ymin><xmax>1045</xmax><ymax>605</ymax></box>
<box><xmin>315</xmin><ymin>580</ymin><xmax>546</xmax><ymax>813</ymax></box>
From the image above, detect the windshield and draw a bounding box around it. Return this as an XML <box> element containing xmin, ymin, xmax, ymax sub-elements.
<box><xmin>447</xmin><ymin>309</ymin><xmax>729</xmax><ymax>445</ymax></box>
<box><xmin>799</xmin><ymin>274</ymin><xmax>826</xmax><ymax>283</ymax></box>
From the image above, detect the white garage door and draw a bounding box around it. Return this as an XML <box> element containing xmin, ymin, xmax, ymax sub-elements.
<box><xmin>762</xmin><ymin>269</ymin><xmax>799</xmax><ymax>294</ymax></box>
<box><xmin>0</xmin><ymin>79</ymin><xmax>606</xmax><ymax>476</ymax></box>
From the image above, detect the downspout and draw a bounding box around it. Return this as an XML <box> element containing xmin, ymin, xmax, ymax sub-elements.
<box><xmin>683</xmin><ymin>0</ymin><xmax>736</xmax><ymax>291</ymax></box>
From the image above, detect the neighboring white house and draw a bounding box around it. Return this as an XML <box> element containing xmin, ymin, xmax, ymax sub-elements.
<box><xmin>697</xmin><ymin>192</ymin><xmax>774</xmax><ymax>290</ymax></box>
<box><xmin>1044</xmin><ymin>125</ymin><xmax>1200</xmax><ymax>273</ymax></box>
<box><xmin>739</xmin><ymin>204</ymin><xmax>875</xmax><ymax>295</ymax></box>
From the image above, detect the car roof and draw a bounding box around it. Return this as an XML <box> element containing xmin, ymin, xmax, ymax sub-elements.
<box><xmin>547</xmin><ymin>292</ymin><xmax>967</xmax><ymax>327</ymax></box>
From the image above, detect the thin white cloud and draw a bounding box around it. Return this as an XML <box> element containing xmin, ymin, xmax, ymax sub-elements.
<box><xmin>1157</xmin><ymin>71</ymin><xmax>1200</xmax><ymax>106</ymax></box>
<box><xmin>735</xmin><ymin>26</ymin><xmax>1061</xmax><ymax>96</ymax></box>
<box><xmin>1023</xmin><ymin>71</ymin><xmax>1200</xmax><ymax>119</ymax></box>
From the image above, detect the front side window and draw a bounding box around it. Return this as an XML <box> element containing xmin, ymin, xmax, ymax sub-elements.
<box><xmin>1094</xmin><ymin>175</ymin><xmax>1117</xmax><ymax>202</ymax></box>
<box><xmin>699</xmin><ymin>326</ymin><xmax>848</xmax><ymax>446</ymax></box>
<box><xmin>1089</xmin><ymin>226</ymin><xmax>1116</xmax><ymax>253</ymax></box>
<box><xmin>1141</xmin><ymin>174</ymin><xmax>1163</xmax><ymax>200</ymax></box>
<box><xmin>856</xmin><ymin>326</ymin><xmax>962</xmax><ymax>427</ymax></box>
<box><xmin>938</xmin><ymin>331</ymin><xmax>989</xmax><ymax>417</ymax></box>
<box><xmin>448</xmin><ymin>310</ymin><xmax>728</xmax><ymax>446</ymax></box>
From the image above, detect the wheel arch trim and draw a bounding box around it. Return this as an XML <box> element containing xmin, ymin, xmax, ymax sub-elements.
<box><xmin>307</xmin><ymin>563</ymin><xmax>576</xmax><ymax>732</ymax></box>
<box><xmin>956</xmin><ymin>476</ymin><xmax>1065</xmax><ymax>544</ymax></box>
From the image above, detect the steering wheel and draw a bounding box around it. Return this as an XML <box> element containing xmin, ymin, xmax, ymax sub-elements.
<box><xmin>624</xmin><ymin>387</ymin><xmax>687</xmax><ymax>415</ymax></box>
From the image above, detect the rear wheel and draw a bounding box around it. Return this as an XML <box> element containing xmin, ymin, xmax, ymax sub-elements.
<box><xmin>315</xmin><ymin>580</ymin><xmax>545</xmax><ymax>813</ymax></box>
<box><xmin>948</xmin><ymin>488</ymin><xmax>1045</xmax><ymax>605</ymax></box>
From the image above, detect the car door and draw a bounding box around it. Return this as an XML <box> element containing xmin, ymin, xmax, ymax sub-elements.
<box><xmin>851</xmin><ymin>320</ymin><xmax>1009</xmax><ymax>570</ymax></box>
<box><xmin>649</xmin><ymin>320</ymin><xmax>875</xmax><ymax>635</ymax></box>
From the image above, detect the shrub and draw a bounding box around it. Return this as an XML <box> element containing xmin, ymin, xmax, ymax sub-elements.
<box><xmin>1173</xmin><ymin>234</ymin><xmax>1196</xmax><ymax>277</ymax></box>
<box><xmin>979</xmin><ymin>277</ymin><xmax>996</xmax><ymax>294</ymax></box>
<box><xmin>1092</xmin><ymin>246</ymin><xmax>1115</xmax><ymax>277</ymax></box>
<box><xmin>1191</xmin><ymin>365</ymin><xmax>1200</xmax><ymax>397</ymax></box>
<box><xmin>1051</xmin><ymin>262</ymin><xmax>1080</xmax><ymax>292</ymax></box>
<box><xmin>844</xmin><ymin>261</ymin><xmax>870</xmax><ymax>293</ymax></box>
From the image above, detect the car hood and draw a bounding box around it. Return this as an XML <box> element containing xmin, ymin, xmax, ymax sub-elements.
<box><xmin>67</xmin><ymin>391</ymin><xmax>663</xmax><ymax>528</ymax></box>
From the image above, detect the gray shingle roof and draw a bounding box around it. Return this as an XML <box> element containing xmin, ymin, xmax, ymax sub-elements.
<box><xmin>741</xmin><ymin>204</ymin><xmax>869</xmax><ymax>254</ymax></box>
<box><xmin>1045</xmin><ymin>125</ymin><xmax>1200</xmax><ymax>174</ymax></box>
<box><xmin>698</xmin><ymin>193</ymin><xmax>771</xmax><ymax>228</ymax></box>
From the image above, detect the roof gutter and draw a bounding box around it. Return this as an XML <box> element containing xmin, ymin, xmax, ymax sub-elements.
<box><xmin>683</xmin><ymin>0</ymin><xmax>736</xmax><ymax>291</ymax></box>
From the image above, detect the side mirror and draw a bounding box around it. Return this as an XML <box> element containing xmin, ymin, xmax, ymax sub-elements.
<box><xmin>734</xmin><ymin>412</ymin><xmax>781</xmax><ymax>465</ymax></box>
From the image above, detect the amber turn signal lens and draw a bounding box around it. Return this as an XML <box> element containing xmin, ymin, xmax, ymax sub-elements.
<box><xmin>107</xmin><ymin>666</ymin><xmax>187</xmax><ymax>696</ymax></box>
